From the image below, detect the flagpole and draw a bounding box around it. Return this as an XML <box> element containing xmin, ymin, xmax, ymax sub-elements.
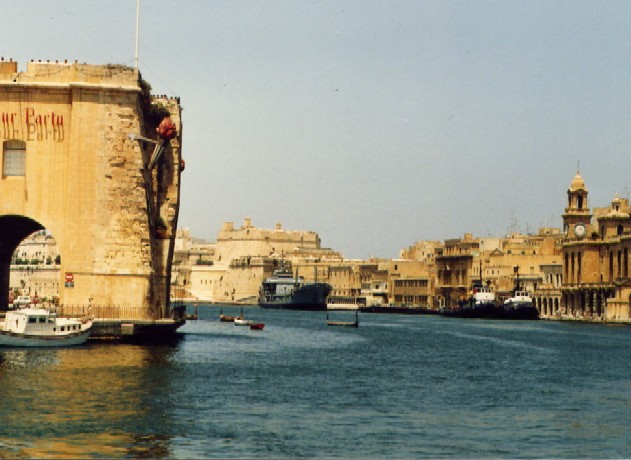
<box><xmin>134</xmin><ymin>0</ymin><xmax>140</xmax><ymax>69</ymax></box>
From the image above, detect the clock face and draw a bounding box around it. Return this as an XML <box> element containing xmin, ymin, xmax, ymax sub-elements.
<box><xmin>574</xmin><ymin>223</ymin><xmax>586</xmax><ymax>237</ymax></box>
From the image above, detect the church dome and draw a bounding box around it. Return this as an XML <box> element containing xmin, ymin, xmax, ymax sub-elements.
<box><xmin>569</xmin><ymin>171</ymin><xmax>588</xmax><ymax>192</ymax></box>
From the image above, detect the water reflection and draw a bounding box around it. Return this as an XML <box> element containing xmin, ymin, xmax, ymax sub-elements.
<box><xmin>0</xmin><ymin>343</ymin><xmax>180</xmax><ymax>458</ymax></box>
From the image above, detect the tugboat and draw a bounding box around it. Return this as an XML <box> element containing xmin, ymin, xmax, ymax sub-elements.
<box><xmin>502</xmin><ymin>266</ymin><xmax>539</xmax><ymax>320</ymax></box>
<box><xmin>457</xmin><ymin>280</ymin><xmax>503</xmax><ymax>319</ymax></box>
<box><xmin>447</xmin><ymin>261</ymin><xmax>502</xmax><ymax>319</ymax></box>
<box><xmin>503</xmin><ymin>290</ymin><xmax>539</xmax><ymax>320</ymax></box>
<box><xmin>259</xmin><ymin>262</ymin><xmax>332</xmax><ymax>311</ymax></box>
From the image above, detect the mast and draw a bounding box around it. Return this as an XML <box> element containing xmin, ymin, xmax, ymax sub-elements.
<box><xmin>134</xmin><ymin>0</ymin><xmax>140</xmax><ymax>69</ymax></box>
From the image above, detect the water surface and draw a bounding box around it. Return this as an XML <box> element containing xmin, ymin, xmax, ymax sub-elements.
<box><xmin>1</xmin><ymin>306</ymin><xmax>630</xmax><ymax>458</ymax></box>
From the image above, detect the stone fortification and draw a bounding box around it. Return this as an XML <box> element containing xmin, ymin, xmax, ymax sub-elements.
<box><xmin>215</xmin><ymin>218</ymin><xmax>326</xmax><ymax>262</ymax></box>
<box><xmin>0</xmin><ymin>60</ymin><xmax>183</xmax><ymax>324</ymax></box>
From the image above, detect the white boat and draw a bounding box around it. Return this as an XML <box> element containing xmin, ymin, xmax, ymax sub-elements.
<box><xmin>12</xmin><ymin>295</ymin><xmax>31</xmax><ymax>309</ymax></box>
<box><xmin>234</xmin><ymin>318</ymin><xmax>254</xmax><ymax>326</ymax></box>
<box><xmin>0</xmin><ymin>308</ymin><xmax>93</xmax><ymax>347</ymax></box>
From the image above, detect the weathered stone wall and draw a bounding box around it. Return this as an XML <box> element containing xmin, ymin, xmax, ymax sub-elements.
<box><xmin>0</xmin><ymin>61</ymin><xmax>182</xmax><ymax>318</ymax></box>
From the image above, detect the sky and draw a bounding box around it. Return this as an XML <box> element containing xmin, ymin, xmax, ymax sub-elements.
<box><xmin>4</xmin><ymin>0</ymin><xmax>631</xmax><ymax>259</ymax></box>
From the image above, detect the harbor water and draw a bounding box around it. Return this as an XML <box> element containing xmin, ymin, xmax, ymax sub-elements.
<box><xmin>1</xmin><ymin>305</ymin><xmax>631</xmax><ymax>458</ymax></box>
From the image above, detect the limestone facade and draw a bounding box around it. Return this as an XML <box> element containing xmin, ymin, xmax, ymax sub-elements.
<box><xmin>560</xmin><ymin>172</ymin><xmax>631</xmax><ymax>321</ymax></box>
<box><xmin>434</xmin><ymin>229</ymin><xmax>563</xmax><ymax>312</ymax></box>
<box><xmin>0</xmin><ymin>60</ymin><xmax>182</xmax><ymax>319</ymax></box>
<box><xmin>173</xmin><ymin>219</ymin><xmax>344</xmax><ymax>303</ymax></box>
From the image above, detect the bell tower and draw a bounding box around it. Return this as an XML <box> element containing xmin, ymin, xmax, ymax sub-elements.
<box><xmin>562</xmin><ymin>170</ymin><xmax>592</xmax><ymax>239</ymax></box>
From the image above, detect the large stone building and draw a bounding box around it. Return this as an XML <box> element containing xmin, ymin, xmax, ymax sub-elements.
<box><xmin>560</xmin><ymin>171</ymin><xmax>631</xmax><ymax>321</ymax></box>
<box><xmin>173</xmin><ymin>219</ymin><xmax>344</xmax><ymax>303</ymax></box>
<box><xmin>0</xmin><ymin>59</ymin><xmax>183</xmax><ymax>331</ymax></box>
<box><xmin>434</xmin><ymin>229</ymin><xmax>563</xmax><ymax>312</ymax></box>
<box><xmin>173</xmin><ymin>219</ymin><xmax>438</xmax><ymax>308</ymax></box>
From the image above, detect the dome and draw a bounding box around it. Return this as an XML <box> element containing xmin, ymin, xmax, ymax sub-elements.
<box><xmin>569</xmin><ymin>171</ymin><xmax>588</xmax><ymax>192</ymax></box>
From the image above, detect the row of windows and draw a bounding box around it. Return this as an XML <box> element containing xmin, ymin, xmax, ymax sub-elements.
<box><xmin>393</xmin><ymin>295</ymin><xmax>428</xmax><ymax>304</ymax></box>
<box><xmin>394</xmin><ymin>279</ymin><xmax>428</xmax><ymax>288</ymax></box>
<box><xmin>26</xmin><ymin>316</ymin><xmax>80</xmax><ymax>331</ymax></box>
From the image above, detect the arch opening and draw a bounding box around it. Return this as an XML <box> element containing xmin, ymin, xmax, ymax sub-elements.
<box><xmin>0</xmin><ymin>215</ymin><xmax>46</xmax><ymax>311</ymax></box>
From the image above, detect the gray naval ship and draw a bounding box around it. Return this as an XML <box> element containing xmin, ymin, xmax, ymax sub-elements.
<box><xmin>258</xmin><ymin>264</ymin><xmax>332</xmax><ymax>311</ymax></box>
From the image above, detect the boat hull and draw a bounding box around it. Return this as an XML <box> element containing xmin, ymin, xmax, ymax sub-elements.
<box><xmin>503</xmin><ymin>303</ymin><xmax>539</xmax><ymax>320</ymax></box>
<box><xmin>0</xmin><ymin>329</ymin><xmax>91</xmax><ymax>347</ymax></box>
<box><xmin>259</xmin><ymin>283</ymin><xmax>331</xmax><ymax>311</ymax></box>
<box><xmin>362</xmin><ymin>305</ymin><xmax>440</xmax><ymax>315</ymax></box>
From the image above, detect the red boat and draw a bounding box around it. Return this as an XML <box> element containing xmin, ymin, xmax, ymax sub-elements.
<box><xmin>249</xmin><ymin>323</ymin><xmax>265</xmax><ymax>330</ymax></box>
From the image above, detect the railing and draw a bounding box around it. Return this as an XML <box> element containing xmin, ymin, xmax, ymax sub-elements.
<box><xmin>57</xmin><ymin>304</ymin><xmax>161</xmax><ymax>320</ymax></box>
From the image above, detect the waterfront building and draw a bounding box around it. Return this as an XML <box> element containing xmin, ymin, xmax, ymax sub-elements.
<box><xmin>560</xmin><ymin>172</ymin><xmax>631</xmax><ymax>321</ymax></box>
<box><xmin>434</xmin><ymin>230</ymin><xmax>563</xmax><ymax>312</ymax></box>
<box><xmin>171</xmin><ymin>219</ymin><xmax>436</xmax><ymax>307</ymax></box>
<box><xmin>172</xmin><ymin>219</ymin><xmax>344</xmax><ymax>303</ymax></box>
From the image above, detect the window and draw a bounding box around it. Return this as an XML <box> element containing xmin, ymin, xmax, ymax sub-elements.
<box><xmin>3</xmin><ymin>140</ymin><xmax>26</xmax><ymax>176</ymax></box>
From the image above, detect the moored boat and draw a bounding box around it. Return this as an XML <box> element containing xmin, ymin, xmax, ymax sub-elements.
<box><xmin>502</xmin><ymin>266</ymin><xmax>539</xmax><ymax>320</ymax></box>
<box><xmin>441</xmin><ymin>281</ymin><xmax>503</xmax><ymax>319</ymax></box>
<box><xmin>503</xmin><ymin>290</ymin><xmax>539</xmax><ymax>320</ymax></box>
<box><xmin>259</xmin><ymin>264</ymin><xmax>332</xmax><ymax>311</ymax></box>
<box><xmin>219</xmin><ymin>308</ymin><xmax>242</xmax><ymax>322</ymax></box>
<box><xmin>249</xmin><ymin>323</ymin><xmax>265</xmax><ymax>330</ymax></box>
<box><xmin>0</xmin><ymin>308</ymin><xmax>92</xmax><ymax>347</ymax></box>
<box><xmin>458</xmin><ymin>283</ymin><xmax>503</xmax><ymax>319</ymax></box>
<box><xmin>234</xmin><ymin>318</ymin><xmax>254</xmax><ymax>326</ymax></box>
<box><xmin>219</xmin><ymin>314</ymin><xmax>237</xmax><ymax>322</ymax></box>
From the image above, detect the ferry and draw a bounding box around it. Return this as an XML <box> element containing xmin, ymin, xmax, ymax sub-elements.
<box><xmin>259</xmin><ymin>265</ymin><xmax>332</xmax><ymax>311</ymax></box>
<box><xmin>0</xmin><ymin>308</ymin><xmax>93</xmax><ymax>347</ymax></box>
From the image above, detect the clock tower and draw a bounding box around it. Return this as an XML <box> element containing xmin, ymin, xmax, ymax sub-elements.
<box><xmin>562</xmin><ymin>171</ymin><xmax>592</xmax><ymax>239</ymax></box>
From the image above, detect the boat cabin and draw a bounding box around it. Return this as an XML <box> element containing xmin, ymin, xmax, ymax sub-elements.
<box><xmin>3</xmin><ymin>309</ymin><xmax>83</xmax><ymax>336</ymax></box>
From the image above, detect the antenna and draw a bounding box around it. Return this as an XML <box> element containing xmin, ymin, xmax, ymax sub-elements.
<box><xmin>134</xmin><ymin>0</ymin><xmax>140</xmax><ymax>69</ymax></box>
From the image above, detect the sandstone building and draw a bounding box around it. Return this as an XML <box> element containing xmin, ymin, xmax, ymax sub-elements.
<box><xmin>560</xmin><ymin>171</ymin><xmax>631</xmax><ymax>320</ymax></box>
<box><xmin>0</xmin><ymin>59</ymin><xmax>183</xmax><ymax>329</ymax></box>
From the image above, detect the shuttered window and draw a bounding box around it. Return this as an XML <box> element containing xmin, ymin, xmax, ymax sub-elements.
<box><xmin>3</xmin><ymin>140</ymin><xmax>26</xmax><ymax>176</ymax></box>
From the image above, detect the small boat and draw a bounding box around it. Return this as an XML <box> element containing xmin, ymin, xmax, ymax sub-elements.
<box><xmin>186</xmin><ymin>303</ymin><xmax>198</xmax><ymax>320</ymax></box>
<box><xmin>219</xmin><ymin>309</ymin><xmax>241</xmax><ymax>322</ymax></box>
<box><xmin>326</xmin><ymin>311</ymin><xmax>359</xmax><ymax>327</ymax></box>
<box><xmin>0</xmin><ymin>308</ymin><xmax>92</xmax><ymax>347</ymax></box>
<box><xmin>249</xmin><ymin>323</ymin><xmax>265</xmax><ymax>330</ymax></box>
<box><xmin>234</xmin><ymin>318</ymin><xmax>254</xmax><ymax>326</ymax></box>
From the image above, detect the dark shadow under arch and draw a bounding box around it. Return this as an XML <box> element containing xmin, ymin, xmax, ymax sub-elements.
<box><xmin>0</xmin><ymin>215</ymin><xmax>45</xmax><ymax>310</ymax></box>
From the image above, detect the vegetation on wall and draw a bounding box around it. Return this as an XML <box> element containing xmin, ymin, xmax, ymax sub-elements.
<box><xmin>139</xmin><ymin>75</ymin><xmax>170</xmax><ymax>134</ymax></box>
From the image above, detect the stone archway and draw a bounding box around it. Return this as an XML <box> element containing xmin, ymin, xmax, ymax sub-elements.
<box><xmin>0</xmin><ymin>215</ymin><xmax>45</xmax><ymax>310</ymax></box>
<box><xmin>0</xmin><ymin>61</ymin><xmax>183</xmax><ymax>337</ymax></box>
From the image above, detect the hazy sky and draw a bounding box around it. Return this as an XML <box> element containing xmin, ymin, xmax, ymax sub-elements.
<box><xmin>5</xmin><ymin>1</ymin><xmax>631</xmax><ymax>258</ymax></box>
